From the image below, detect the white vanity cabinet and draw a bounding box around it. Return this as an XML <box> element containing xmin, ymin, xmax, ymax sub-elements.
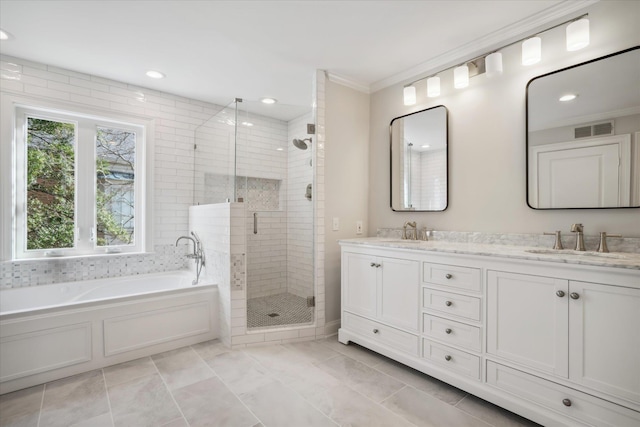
<box><xmin>341</xmin><ymin>249</ymin><xmax>420</xmax><ymax>355</ymax></box>
<box><xmin>339</xmin><ymin>240</ymin><xmax>640</xmax><ymax>427</ymax></box>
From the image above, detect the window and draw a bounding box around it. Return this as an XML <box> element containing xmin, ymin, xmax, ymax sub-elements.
<box><xmin>14</xmin><ymin>106</ymin><xmax>146</xmax><ymax>258</ymax></box>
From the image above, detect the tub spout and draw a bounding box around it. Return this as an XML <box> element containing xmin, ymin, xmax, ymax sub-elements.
<box><xmin>175</xmin><ymin>234</ymin><xmax>205</xmax><ymax>285</ymax></box>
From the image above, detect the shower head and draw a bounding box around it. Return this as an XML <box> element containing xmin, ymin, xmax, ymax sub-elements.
<box><xmin>292</xmin><ymin>138</ymin><xmax>312</xmax><ymax>150</ymax></box>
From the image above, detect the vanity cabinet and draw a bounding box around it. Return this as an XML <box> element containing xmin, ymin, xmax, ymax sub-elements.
<box><xmin>339</xmin><ymin>241</ymin><xmax>640</xmax><ymax>427</ymax></box>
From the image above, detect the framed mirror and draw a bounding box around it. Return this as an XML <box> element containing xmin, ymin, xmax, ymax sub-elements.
<box><xmin>527</xmin><ymin>46</ymin><xmax>640</xmax><ymax>209</ymax></box>
<box><xmin>390</xmin><ymin>106</ymin><xmax>448</xmax><ymax>211</ymax></box>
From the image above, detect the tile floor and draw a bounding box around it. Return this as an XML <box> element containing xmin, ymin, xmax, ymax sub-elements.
<box><xmin>247</xmin><ymin>293</ymin><xmax>314</xmax><ymax>328</ymax></box>
<box><xmin>0</xmin><ymin>336</ymin><xmax>541</xmax><ymax>427</ymax></box>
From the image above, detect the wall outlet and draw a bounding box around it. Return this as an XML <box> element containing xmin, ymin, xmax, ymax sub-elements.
<box><xmin>332</xmin><ymin>217</ymin><xmax>340</xmax><ymax>231</ymax></box>
<box><xmin>356</xmin><ymin>220</ymin><xmax>363</xmax><ymax>235</ymax></box>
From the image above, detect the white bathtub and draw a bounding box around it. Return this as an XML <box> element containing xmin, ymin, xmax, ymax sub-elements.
<box><xmin>0</xmin><ymin>271</ymin><xmax>219</xmax><ymax>394</ymax></box>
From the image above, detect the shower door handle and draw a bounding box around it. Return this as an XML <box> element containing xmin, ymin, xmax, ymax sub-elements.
<box><xmin>254</xmin><ymin>213</ymin><xmax>258</xmax><ymax>234</ymax></box>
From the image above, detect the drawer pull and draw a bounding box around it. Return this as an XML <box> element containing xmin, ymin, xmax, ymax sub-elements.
<box><xmin>570</xmin><ymin>292</ymin><xmax>580</xmax><ymax>300</ymax></box>
<box><xmin>445</xmin><ymin>328</ymin><xmax>452</xmax><ymax>334</ymax></box>
<box><xmin>445</xmin><ymin>300</ymin><xmax>453</xmax><ymax>306</ymax></box>
<box><xmin>562</xmin><ymin>398</ymin><xmax>572</xmax><ymax>407</ymax></box>
<box><xmin>444</xmin><ymin>355</ymin><xmax>452</xmax><ymax>361</ymax></box>
<box><xmin>370</xmin><ymin>262</ymin><xmax>376</xmax><ymax>267</ymax></box>
<box><xmin>556</xmin><ymin>290</ymin><xmax>565</xmax><ymax>297</ymax></box>
<box><xmin>373</xmin><ymin>329</ymin><xmax>379</xmax><ymax>334</ymax></box>
<box><xmin>445</xmin><ymin>273</ymin><xmax>453</xmax><ymax>279</ymax></box>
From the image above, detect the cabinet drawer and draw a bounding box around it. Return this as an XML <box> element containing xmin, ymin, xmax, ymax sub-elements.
<box><xmin>343</xmin><ymin>312</ymin><xmax>419</xmax><ymax>356</ymax></box>
<box><xmin>423</xmin><ymin>263</ymin><xmax>481</xmax><ymax>292</ymax></box>
<box><xmin>487</xmin><ymin>361</ymin><xmax>640</xmax><ymax>427</ymax></box>
<box><xmin>422</xmin><ymin>314</ymin><xmax>481</xmax><ymax>352</ymax></box>
<box><xmin>422</xmin><ymin>288</ymin><xmax>481</xmax><ymax>322</ymax></box>
<box><xmin>422</xmin><ymin>339</ymin><xmax>480</xmax><ymax>380</ymax></box>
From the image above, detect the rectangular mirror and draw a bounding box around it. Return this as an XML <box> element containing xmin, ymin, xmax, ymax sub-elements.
<box><xmin>390</xmin><ymin>106</ymin><xmax>448</xmax><ymax>211</ymax></box>
<box><xmin>527</xmin><ymin>46</ymin><xmax>640</xmax><ymax>209</ymax></box>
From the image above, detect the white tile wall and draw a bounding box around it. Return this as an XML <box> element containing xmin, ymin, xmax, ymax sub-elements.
<box><xmin>419</xmin><ymin>149</ymin><xmax>447</xmax><ymax>211</ymax></box>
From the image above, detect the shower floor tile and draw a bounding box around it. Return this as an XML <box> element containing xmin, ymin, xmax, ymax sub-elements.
<box><xmin>247</xmin><ymin>292</ymin><xmax>313</xmax><ymax>328</ymax></box>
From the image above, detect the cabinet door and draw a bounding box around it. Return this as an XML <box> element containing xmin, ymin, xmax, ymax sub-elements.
<box><xmin>487</xmin><ymin>271</ymin><xmax>568</xmax><ymax>377</ymax></box>
<box><xmin>379</xmin><ymin>257</ymin><xmax>419</xmax><ymax>331</ymax></box>
<box><xmin>569</xmin><ymin>281</ymin><xmax>640</xmax><ymax>404</ymax></box>
<box><xmin>342</xmin><ymin>252</ymin><xmax>377</xmax><ymax>318</ymax></box>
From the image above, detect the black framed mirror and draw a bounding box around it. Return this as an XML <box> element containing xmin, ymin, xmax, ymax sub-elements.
<box><xmin>390</xmin><ymin>106</ymin><xmax>448</xmax><ymax>211</ymax></box>
<box><xmin>526</xmin><ymin>46</ymin><xmax>640</xmax><ymax>209</ymax></box>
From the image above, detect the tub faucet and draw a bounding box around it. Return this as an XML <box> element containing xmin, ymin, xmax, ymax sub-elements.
<box><xmin>570</xmin><ymin>223</ymin><xmax>585</xmax><ymax>251</ymax></box>
<box><xmin>175</xmin><ymin>232</ymin><xmax>205</xmax><ymax>284</ymax></box>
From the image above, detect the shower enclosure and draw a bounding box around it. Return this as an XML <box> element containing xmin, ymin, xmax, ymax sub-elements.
<box><xmin>193</xmin><ymin>99</ymin><xmax>315</xmax><ymax>330</ymax></box>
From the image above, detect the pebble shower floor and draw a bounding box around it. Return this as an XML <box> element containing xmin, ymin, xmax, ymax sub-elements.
<box><xmin>247</xmin><ymin>293</ymin><xmax>314</xmax><ymax>328</ymax></box>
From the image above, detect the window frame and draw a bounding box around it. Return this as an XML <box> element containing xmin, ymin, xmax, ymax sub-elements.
<box><xmin>1</xmin><ymin>95</ymin><xmax>154</xmax><ymax>261</ymax></box>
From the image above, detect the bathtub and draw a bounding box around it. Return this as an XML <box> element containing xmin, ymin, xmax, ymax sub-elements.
<box><xmin>0</xmin><ymin>271</ymin><xmax>219</xmax><ymax>394</ymax></box>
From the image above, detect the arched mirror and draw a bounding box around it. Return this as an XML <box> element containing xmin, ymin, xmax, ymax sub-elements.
<box><xmin>390</xmin><ymin>106</ymin><xmax>448</xmax><ymax>211</ymax></box>
<box><xmin>527</xmin><ymin>46</ymin><xmax>640</xmax><ymax>209</ymax></box>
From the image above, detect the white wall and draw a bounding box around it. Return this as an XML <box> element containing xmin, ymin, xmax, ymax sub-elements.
<box><xmin>324</xmin><ymin>79</ymin><xmax>370</xmax><ymax>323</ymax></box>
<box><xmin>369</xmin><ymin>1</ymin><xmax>640</xmax><ymax>237</ymax></box>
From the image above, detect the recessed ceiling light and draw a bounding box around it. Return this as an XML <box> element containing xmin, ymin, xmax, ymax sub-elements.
<box><xmin>260</xmin><ymin>97</ymin><xmax>277</xmax><ymax>105</ymax></box>
<box><xmin>145</xmin><ymin>70</ymin><xmax>165</xmax><ymax>79</ymax></box>
<box><xmin>0</xmin><ymin>29</ymin><xmax>12</xmax><ymax>40</ymax></box>
<box><xmin>421</xmin><ymin>144</ymin><xmax>430</xmax><ymax>149</ymax></box>
<box><xmin>559</xmin><ymin>94</ymin><xmax>577</xmax><ymax>102</ymax></box>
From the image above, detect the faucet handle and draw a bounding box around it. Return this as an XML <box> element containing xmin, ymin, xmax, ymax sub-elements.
<box><xmin>597</xmin><ymin>232</ymin><xmax>622</xmax><ymax>253</ymax></box>
<box><xmin>543</xmin><ymin>231</ymin><xmax>564</xmax><ymax>250</ymax></box>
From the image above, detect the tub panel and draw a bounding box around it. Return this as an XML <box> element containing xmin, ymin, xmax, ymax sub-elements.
<box><xmin>103</xmin><ymin>301</ymin><xmax>211</xmax><ymax>356</ymax></box>
<box><xmin>0</xmin><ymin>323</ymin><xmax>91</xmax><ymax>382</ymax></box>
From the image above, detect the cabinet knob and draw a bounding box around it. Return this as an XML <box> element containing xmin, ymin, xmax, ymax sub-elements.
<box><xmin>570</xmin><ymin>292</ymin><xmax>580</xmax><ymax>300</ymax></box>
<box><xmin>445</xmin><ymin>273</ymin><xmax>453</xmax><ymax>279</ymax></box>
<box><xmin>556</xmin><ymin>290</ymin><xmax>565</xmax><ymax>298</ymax></box>
<box><xmin>370</xmin><ymin>262</ymin><xmax>376</xmax><ymax>267</ymax></box>
<box><xmin>562</xmin><ymin>398</ymin><xmax>572</xmax><ymax>407</ymax></box>
<box><xmin>445</xmin><ymin>328</ymin><xmax>452</xmax><ymax>334</ymax></box>
<box><xmin>444</xmin><ymin>355</ymin><xmax>452</xmax><ymax>361</ymax></box>
<box><xmin>445</xmin><ymin>300</ymin><xmax>453</xmax><ymax>306</ymax></box>
<box><xmin>373</xmin><ymin>329</ymin><xmax>379</xmax><ymax>334</ymax></box>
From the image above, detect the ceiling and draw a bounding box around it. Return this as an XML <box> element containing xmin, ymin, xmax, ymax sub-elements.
<box><xmin>0</xmin><ymin>1</ymin><xmax>592</xmax><ymax>121</ymax></box>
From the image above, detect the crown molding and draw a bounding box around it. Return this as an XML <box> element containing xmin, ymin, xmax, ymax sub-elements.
<box><xmin>326</xmin><ymin>72</ymin><xmax>371</xmax><ymax>94</ymax></box>
<box><xmin>369</xmin><ymin>0</ymin><xmax>599</xmax><ymax>93</ymax></box>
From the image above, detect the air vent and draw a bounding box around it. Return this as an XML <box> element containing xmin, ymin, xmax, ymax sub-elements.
<box><xmin>574</xmin><ymin>121</ymin><xmax>614</xmax><ymax>139</ymax></box>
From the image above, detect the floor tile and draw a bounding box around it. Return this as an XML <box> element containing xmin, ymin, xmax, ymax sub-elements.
<box><xmin>319</xmin><ymin>336</ymin><xmax>386</xmax><ymax>367</ymax></box>
<box><xmin>315</xmin><ymin>354</ymin><xmax>405</xmax><ymax>403</ymax></box>
<box><xmin>455</xmin><ymin>394</ymin><xmax>542</xmax><ymax>427</ymax></box>
<box><xmin>103</xmin><ymin>357</ymin><xmax>156</xmax><ymax>387</ymax></box>
<box><xmin>191</xmin><ymin>339</ymin><xmax>229</xmax><ymax>361</ymax></box>
<box><xmin>39</xmin><ymin>370</ymin><xmax>110</xmax><ymax>427</ymax></box>
<box><xmin>151</xmin><ymin>346</ymin><xmax>215</xmax><ymax>390</ymax></box>
<box><xmin>238</xmin><ymin>378</ymin><xmax>337</xmax><ymax>427</ymax></box>
<box><xmin>374</xmin><ymin>358</ymin><xmax>467</xmax><ymax>405</ymax></box>
<box><xmin>0</xmin><ymin>385</ymin><xmax>43</xmax><ymax>427</ymax></box>
<box><xmin>173</xmin><ymin>377</ymin><xmax>258</xmax><ymax>427</ymax></box>
<box><xmin>282</xmin><ymin>340</ymin><xmax>341</xmax><ymax>364</ymax></box>
<box><xmin>107</xmin><ymin>373</ymin><xmax>182</xmax><ymax>427</ymax></box>
<box><xmin>242</xmin><ymin>344</ymin><xmax>311</xmax><ymax>384</ymax></box>
<box><xmin>160</xmin><ymin>418</ymin><xmax>189</xmax><ymax>427</ymax></box>
<box><xmin>204</xmin><ymin>350</ymin><xmax>272</xmax><ymax>396</ymax></box>
<box><xmin>382</xmin><ymin>385</ymin><xmax>492</xmax><ymax>427</ymax></box>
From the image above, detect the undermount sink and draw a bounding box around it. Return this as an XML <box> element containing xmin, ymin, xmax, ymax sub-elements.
<box><xmin>380</xmin><ymin>239</ymin><xmax>422</xmax><ymax>244</ymax></box>
<box><xmin>525</xmin><ymin>249</ymin><xmax>629</xmax><ymax>260</ymax></box>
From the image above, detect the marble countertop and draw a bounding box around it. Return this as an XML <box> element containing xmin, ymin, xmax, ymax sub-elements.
<box><xmin>340</xmin><ymin>238</ymin><xmax>640</xmax><ymax>270</ymax></box>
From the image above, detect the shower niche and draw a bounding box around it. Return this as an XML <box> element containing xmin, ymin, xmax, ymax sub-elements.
<box><xmin>193</xmin><ymin>99</ymin><xmax>316</xmax><ymax>332</ymax></box>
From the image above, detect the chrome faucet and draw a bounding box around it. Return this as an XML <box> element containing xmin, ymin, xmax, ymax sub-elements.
<box><xmin>175</xmin><ymin>231</ymin><xmax>205</xmax><ymax>284</ymax></box>
<box><xmin>403</xmin><ymin>221</ymin><xmax>417</xmax><ymax>240</ymax></box>
<box><xmin>570</xmin><ymin>223</ymin><xmax>585</xmax><ymax>251</ymax></box>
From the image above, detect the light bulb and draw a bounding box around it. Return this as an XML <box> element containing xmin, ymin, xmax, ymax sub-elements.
<box><xmin>427</xmin><ymin>77</ymin><xmax>440</xmax><ymax>97</ymax></box>
<box><xmin>403</xmin><ymin>85</ymin><xmax>417</xmax><ymax>105</ymax></box>
<box><xmin>454</xmin><ymin>65</ymin><xmax>469</xmax><ymax>89</ymax></box>
<box><xmin>566</xmin><ymin>18</ymin><xmax>589</xmax><ymax>51</ymax></box>
<box><xmin>485</xmin><ymin>52</ymin><xmax>503</xmax><ymax>77</ymax></box>
<box><xmin>522</xmin><ymin>37</ymin><xmax>542</xmax><ymax>65</ymax></box>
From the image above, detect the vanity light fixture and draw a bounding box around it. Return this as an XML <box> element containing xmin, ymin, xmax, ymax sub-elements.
<box><xmin>485</xmin><ymin>52</ymin><xmax>503</xmax><ymax>77</ymax></box>
<box><xmin>566</xmin><ymin>18</ymin><xmax>589</xmax><ymax>51</ymax></box>
<box><xmin>427</xmin><ymin>77</ymin><xmax>441</xmax><ymax>97</ymax></box>
<box><xmin>559</xmin><ymin>94</ymin><xmax>578</xmax><ymax>102</ymax></box>
<box><xmin>522</xmin><ymin>37</ymin><xmax>542</xmax><ymax>65</ymax></box>
<box><xmin>145</xmin><ymin>70</ymin><xmax>165</xmax><ymax>79</ymax></box>
<box><xmin>454</xmin><ymin>65</ymin><xmax>469</xmax><ymax>89</ymax></box>
<box><xmin>241</xmin><ymin>121</ymin><xmax>254</xmax><ymax>127</ymax></box>
<box><xmin>421</xmin><ymin>144</ymin><xmax>430</xmax><ymax>149</ymax></box>
<box><xmin>260</xmin><ymin>97</ymin><xmax>277</xmax><ymax>104</ymax></box>
<box><xmin>403</xmin><ymin>85</ymin><xmax>417</xmax><ymax>105</ymax></box>
<box><xmin>398</xmin><ymin>13</ymin><xmax>589</xmax><ymax>104</ymax></box>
